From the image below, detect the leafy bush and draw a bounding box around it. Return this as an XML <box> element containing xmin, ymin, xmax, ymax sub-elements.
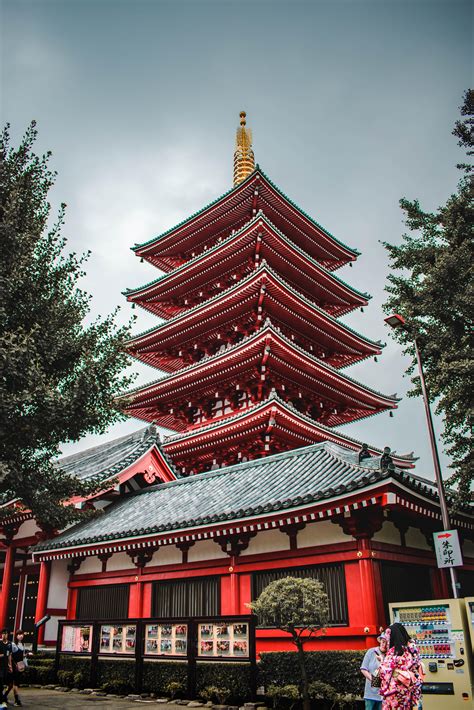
<box><xmin>259</xmin><ymin>651</ymin><xmax>365</xmax><ymax>697</ymax></box>
<box><xmin>57</xmin><ymin>670</ymin><xmax>75</xmax><ymax>687</ymax></box>
<box><xmin>196</xmin><ymin>662</ymin><xmax>252</xmax><ymax>704</ymax></box>
<box><xmin>101</xmin><ymin>678</ymin><xmax>134</xmax><ymax>695</ymax></box>
<box><xmin>74</xmin><ymin>670</ymin><xmax>88</xmax><ymax>688</ymax></box>
<box><xmin>142</xmin><ymin>661</ymin><xmax>187</xmax><ymax>695</ymax></box>
<box><xmin>166</xmin><ymin>680</ymin><xmax>186</xmax><ymax>699</ymax></box>
<box><xmin>308</xmin><ymin>682</ymin><xmax>337</xmax><ymax>702</ymax></box>
<box><xmin>200</xmin><ymin>685</ymin><xmax>231</xmax><ymax>704</ymax></box>
<box><xmin>266</xmin><ymin>684</ymin><xmax>300</xmax><ymax>709</ymax></box>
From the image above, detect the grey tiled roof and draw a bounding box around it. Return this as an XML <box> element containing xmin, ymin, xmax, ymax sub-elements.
<box><xmin>55</xmin><ymin>426</ymin><xmax>176</xmax><ymax>483</ymax></box>
<box><xmin>34</xmin><ymin>442</ymin><xmax>447</xmax><ymax>553</ymax></box>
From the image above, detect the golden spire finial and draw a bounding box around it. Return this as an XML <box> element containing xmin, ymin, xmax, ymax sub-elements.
<box><xmin>233</xmin><ymin>110</ymin><xmax>255</xmax><ymax>186</ymax></box>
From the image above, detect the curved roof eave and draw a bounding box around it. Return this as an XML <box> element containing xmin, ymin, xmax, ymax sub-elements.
<box><xmin>132</xmin><ymin>166</ymin><xmax>359</xmax><ymax>259</ymax></box>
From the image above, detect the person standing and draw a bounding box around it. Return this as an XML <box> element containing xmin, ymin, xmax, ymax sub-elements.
<box><xmin>6</xmin><ymin>630</ymin><xmax>30</xmax><ymax>707</ymax></box>
<box><xmin>360</xmin><ymin>633</ymin><xmax>388</xmax><ymax>710</ymax></box>
<box><xmin>379</xmin><ymin>622</ymin><xmax>423</xmax><ymax>710</ymax></box>
<box><xmin>0</xmin><ymin>629</ymin><xmax>12</xmax><ymax>710</ymax></box>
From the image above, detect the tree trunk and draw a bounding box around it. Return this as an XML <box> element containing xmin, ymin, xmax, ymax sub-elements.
<box><xmin>295</xmin><ymin>638</ymin><xmax>310</xmax><ymax>710</ymax></box>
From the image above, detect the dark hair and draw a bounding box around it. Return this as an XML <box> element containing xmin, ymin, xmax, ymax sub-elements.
<box><xmin>1</xmin><ymin>629</ymin><xmax>9</xmax><ymax>635</ymax></box>
<box><xmin>15</xmin><ymin>630</ymin><xmax>24</xmax><ymax>638</ymax></box>
<box><xmin>389</xmin><ymin>622</ymin><xmax>410</xmax><ymax>656</ymax></box>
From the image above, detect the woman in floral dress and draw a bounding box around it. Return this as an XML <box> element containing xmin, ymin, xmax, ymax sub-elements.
<box><xmin>379</xmin><ymin>623</ymin><xmax>423</xmax><ymax>710</ymax></box>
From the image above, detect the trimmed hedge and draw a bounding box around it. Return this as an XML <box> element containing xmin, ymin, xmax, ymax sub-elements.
<box><xmin>259</xmin><ymin>651</ymin><xmax>365</xmax><ymax>698</ymax></box>
<box><xmin>196</xmin><ymin>662</ymin><xmax>252</xmax><ymax>704</ymax></box>
<box><xmin>142</xmin><ymin>660</ymin><xmax>187</xmax><ymax>695</ymax></box>
<box><xmin>57</xmin><ymin>655</ymin><xmax>91</xmax><ymax>688</ymax></box>
<box><xmin>97</xmin><ymin>658</ymin><xmax>135</xmax><ymax>693</ymax></box>
<box><xmin>24</xmin><ymin>654</ymin><xmax>56</xmax><ymax>685</ymax></box>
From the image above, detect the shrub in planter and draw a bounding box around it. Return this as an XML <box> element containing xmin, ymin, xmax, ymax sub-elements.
<box><xmin>308</xmin><ymin>682</ymin><xmax>337</xmax><ymax>703</ymax></box>
<box><xmin>266</xmin><ymin>684</ymin><xmax>300</xmax><ymax>709</ymax></box>
<box><xmin>57</xmin><ymin>670</ymin><xmax>75</xmax><ymax>687</ymax></box>
<box><xmin>200</xmin><ymin>685</ymin><xmax>231</xmax><ymax>704</ymax></box>
<box><xmin>73</xmin><ymin>670</ymin><xmax>88</xmax><ymax>689</ymax></box>
<box><xmin>166</xmin><ymin>680</ymin><xmax>186</xmax><ymax>699</ymax></box>
<box><xmin>101</xmin><ymin>678</ymin><xmax>134</xmax><ymax>695</ymax></box>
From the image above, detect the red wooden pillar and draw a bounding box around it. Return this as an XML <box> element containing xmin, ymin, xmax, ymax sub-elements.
<box><xmin>229</xmin><ymin>556</ymin><xmax>240</xmax><ymax>613</ymax></box>
<box><xmin>0</xmin><ymin>543</ymin><xmax>15</xmax><ymax>629</ymax></box>
<box><xmin>338</xmin><ymin>509</ymin><xmax>384</xmax><ymax>647</ymax></box>
<box><xmin>129</xmin><ymin>579</ymin><xmax>144</xmax><ymax>618</ymax></box>
<box><xmin>357</xmin><ymin>537</ymin><xmax>379</xmax><ymax>645</ymax></box>
<box><xmin>35</xmin><ymin>561</ymin><xmax>51</xmax><ymax>645</ymax></box>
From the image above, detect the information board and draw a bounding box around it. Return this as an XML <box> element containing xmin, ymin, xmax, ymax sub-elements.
<box><xmin>61</xmin><ymin>625</ymin><xmax>93</xmax><ymax>653</ymax></box>
<box><xmin>144</xmin><ymin>623</ymin><xmax>188</xmax><ymax>656</ymax></box>
<box><xmin>198</xmin><ymin>621</ymin><xmax>249</xmax><ymax>658</ymax></box>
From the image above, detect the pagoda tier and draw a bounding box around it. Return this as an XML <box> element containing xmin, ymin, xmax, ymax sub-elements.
<box><xmin>125</xmin><ymin>213</ymin><xmax>369</xmax><ymax>319</ymax></box>
<box><xmin>127</xmin><ymin>264</ymin><xmax>382</xmax><ymax>372</ymax></box>
<box><xmin>132</xmin><ymin>168</ymin><xmax>359</xmax><ymax>272</ymax></box>
<box><xmin>162</xmin><ymin>394</ymin><xmax>414</xmax><ymax>474</ymax></box>
<box><xmin>124</xmin><ymin>323</ymin><xmax>397</xmax><ymax>431</ymax></box>
<box><xmin>123</xmin><ymin>113</ymin><xmax>405</xmax><ymax>472</ymax></box>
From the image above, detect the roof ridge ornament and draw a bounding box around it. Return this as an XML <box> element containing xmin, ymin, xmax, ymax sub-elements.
<box><xmin>233</xmin><ymin>111</ymin><xmax>255</xmax><ymax>186</ymax></box>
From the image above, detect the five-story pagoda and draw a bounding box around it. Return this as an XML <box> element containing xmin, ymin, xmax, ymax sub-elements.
<box><xmin>124</xmin><ymin>113</ymin><xmax>406</xmax><ymax>475</ymax></box>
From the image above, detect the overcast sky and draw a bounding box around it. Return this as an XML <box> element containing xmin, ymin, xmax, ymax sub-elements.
<box><xmin>1</xmin><ymin>0</ymin><xmax>471</xmax><ymax>479</ymax></box>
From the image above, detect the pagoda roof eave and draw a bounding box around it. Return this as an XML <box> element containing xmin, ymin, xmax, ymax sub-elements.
<box><xmin>126</xmin><ymin>263</ymin><xmax>382</xmax><ymax>355</ymax></box>
<box><xmin>123</xmin><ymin>323</ymin><xmax>399</xmax><ymax>409</ymax></box>
<box><xmin>161</xmin><ymin>392</ymin><xmax>408</xmax><ymax>462</ymax></box>
<box><xmin>132</xmin><ymin>167</ymin><xmax>359</xmax><ymax>262</ymax></box>
<box><xmin>124</xmin><ymin>211</ymin><xmax>370</xmax><ymax>305</ymax></box>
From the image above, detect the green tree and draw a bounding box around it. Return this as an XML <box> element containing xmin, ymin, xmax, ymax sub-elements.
<box><xmin>249</xmin><ymin>576</ymin><xmax>329</xmax><ymax>710</ymax></box>
<box><xmin>383</xmin><ymin>90</ymin><xmax>473</xmax><ymax>505</ymax></box>
<box><xmin>0</xmin><ymin>122</ymin><xmax>134</xmax><ymax>529</ymax></box>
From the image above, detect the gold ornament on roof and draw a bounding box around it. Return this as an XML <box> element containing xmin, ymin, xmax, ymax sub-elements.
<box><xmin>233</xmin><ymin>111</ymin><xmax>255</xmax><ymax>186</ymax></box>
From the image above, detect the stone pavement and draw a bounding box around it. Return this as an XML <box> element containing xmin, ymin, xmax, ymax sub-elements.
<box><xmin>8</xmin><ymin>688</ymin><xmax>199</xmax><ymax>709</ymax></box>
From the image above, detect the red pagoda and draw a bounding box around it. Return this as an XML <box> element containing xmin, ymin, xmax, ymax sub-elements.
<box><xmin>124</xmin><ymin>112</ymin><xmax>406</xmax><ymax>474</ymax></box>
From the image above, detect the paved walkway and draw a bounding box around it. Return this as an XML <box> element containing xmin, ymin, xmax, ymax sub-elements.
<box><xmin>8</xmin><ymin>688</ymin><xmax>190</xmax><ymax>709</ymax></box>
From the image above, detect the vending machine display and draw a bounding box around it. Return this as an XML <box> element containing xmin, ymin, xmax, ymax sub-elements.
<box><xmin>390</xmin><ymin>599</ymin><xmax>473</xmax><ymax>710</ymax></box>
<box><xmin>393</xmin><ymin>605</ymin><xmax>456</xmax><ymax>659</ymax></box>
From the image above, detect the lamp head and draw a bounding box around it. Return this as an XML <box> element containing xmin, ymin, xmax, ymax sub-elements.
<box><xmin>384</xmin><ymin>313</ymin><xmax>406</xmax><ymax>329</ymax></box>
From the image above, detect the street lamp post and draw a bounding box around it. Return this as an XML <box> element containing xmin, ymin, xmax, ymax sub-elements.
<box><xmin>384</xmin><ymin>313</ymin><xmax>459</xmax><ymax>598</ymax></box>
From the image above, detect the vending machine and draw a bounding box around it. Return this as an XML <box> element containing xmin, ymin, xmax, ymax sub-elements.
<box><xmin>389</xmin><ymin>599</ymin><xmax>473</xmax><ymax>709</ymax></box>
<box><xmin>464</xmin><ymin>597</ymin><xmax>474</xmax><ymax>649</ymax></box>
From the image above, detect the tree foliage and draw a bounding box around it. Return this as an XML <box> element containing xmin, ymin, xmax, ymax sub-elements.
<box><xmin>0</xmin><ymin>122</ymin><xmax>134</xmax><ymax>528</ymax></box>
<box><xmin>249</xmin><ymin>576</ymin><xmax>329</xmax><ymax>710</ymax></box>
<box><xmin>382</xmin><ymin>90</ymin><xmax>473</xmax><ymax>504</ymax></box>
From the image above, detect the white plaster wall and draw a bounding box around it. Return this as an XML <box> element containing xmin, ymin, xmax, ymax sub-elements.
<box><xmin>462</xmin><ymin>538</ymin><xmax>474</xmax><ymax>559</ymax></box>
<box><xmin>44</xmin><ymin>615</ymin><xmax>61</xmax><ymax>643</ymax></box>
<box><xmin>77</xmin><ymin>556</ymin><xmax>102</xmax><ymax>574</ymax></box>
<box><xmin>188</xmin><ymin>539</ymin><xmax>227</xmax><ymax>562</ymax></box>
<box><xmin>153</xmin><ymin>546</ymin><xmax>181</xmax><ymax>566</ymax></box>
<box><xmin>240</xmin><ymin>528</ymin><xmax>285</xmax><ymax>556</ymax></box>
<box><xmin>104</xmin><ymin>552</ymin><xmax>131</xmax><ymax>572</ymax></box>
<box><xmin>405</xmin><ymin>526</ymin><xmax>432</xmax><ymax>551</ymax></box>
<box><xmin>298</xmin><ymin>520</ymin><xmax>347</xmax><ymax>548</ymax></box>
<box><xmin>373</xmin><ymin>521</ymin><xmax>401</xmax><ymax>545</ymax></box>
<box><xmin>47</xmin><ymin>560</ymin><xmax>69</xmax><ymax>608</ymax></box>
<box><xmin>16</xmin><ymin>519</ymin><xmax>40</xmax><ymax>539</ymax></box>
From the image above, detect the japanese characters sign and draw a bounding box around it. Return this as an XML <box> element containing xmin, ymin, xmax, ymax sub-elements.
<box><xmin>433</xmin><ymin>530</ymin><xmax>463</xmax><ymax>568</ymax></box>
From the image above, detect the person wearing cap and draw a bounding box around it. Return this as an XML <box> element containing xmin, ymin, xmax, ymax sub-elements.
<box><xmin>360</xmin><ymin>632</ymin><xmax>387</xmax><ymax>709</ymax></box>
